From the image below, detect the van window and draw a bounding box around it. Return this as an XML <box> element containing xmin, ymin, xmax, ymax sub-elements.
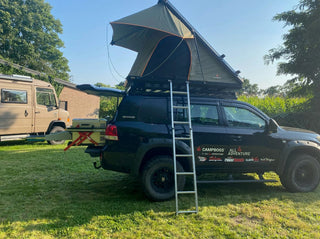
<box><xmin>36</xmin><ymin>88</ymin><xmax>57</xmax><ymax>107</ymax></box>
<box><xmin>1</xmin><ymin>89</ymin><xmax>27</xmax><ymax>104</ymax></box>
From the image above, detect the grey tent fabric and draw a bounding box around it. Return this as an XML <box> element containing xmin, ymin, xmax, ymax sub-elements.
<box><xmin>186</xmin><ymin>38</ymin><xmax>236</xmax><ymax>84</ymax></box>
<box><xmin>110</xmin><ymin>0</ymin><xmax>242</xmax><ymax>88</ymax></box>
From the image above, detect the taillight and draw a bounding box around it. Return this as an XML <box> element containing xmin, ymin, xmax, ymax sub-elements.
<box><xmin>105</xmin><ymin>124</ymin><xmax>118</xmax><ymax>141</ymax></box>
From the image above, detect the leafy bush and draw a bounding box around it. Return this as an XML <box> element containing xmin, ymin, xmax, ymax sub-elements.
<box><xmin>238</xmin><ymin>95</ymin><xmax>308</xmax><ymax>117</ymax></box>
<box><xmin>95</xmin><ymin>82</ymin><xmax>125</xmax><ymax>119</ymax></box>
<box><xmin>238</xmin><ymin>96</ymin><xmax>320</xmax><ymax>133</ymax></box>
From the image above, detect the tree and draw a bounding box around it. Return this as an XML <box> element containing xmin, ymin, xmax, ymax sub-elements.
<box><xmin>94</xmin><ymin>82</ymin><xmax>125</xmax><ymax>118</ymax></box>
<box><xmin>0</xmin><ymin>0</ymin><xmax>69</xmax><ymax>80</ymax></box>
<box><xmin>237</xmin><ymin>78</ymin><xmax>260</xmax><ymax>96</ymax></box>
<box><xmin>265</xmin><ymin>0</ymin><xmax>320</xmax><ymax>111</ymax></box>
<box><xmin>263</xmin><ymin>85</ymin><xmax>283</xmax><ymax>97</ymax></box>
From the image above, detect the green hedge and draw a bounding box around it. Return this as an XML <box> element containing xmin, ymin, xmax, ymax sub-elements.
<box><xmin>238</xmin><ymin>96</ymin><xmax>308</xmax><ymax>117</ymax></box>
<box><xmin>238</xmin><ymin>96</ymin><xmax>319</xmax><ymax>133</ymax></box>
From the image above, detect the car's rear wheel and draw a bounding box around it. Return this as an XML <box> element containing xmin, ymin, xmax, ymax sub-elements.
<box><xmin>142</xmin><ymin>155</ymin><xmax>185</xmax><ymax>201</ymax></box>
<box><xmin>280</xmin><ymin>154</ymin><xmax>320</xmax><ymax>192</ymax></box>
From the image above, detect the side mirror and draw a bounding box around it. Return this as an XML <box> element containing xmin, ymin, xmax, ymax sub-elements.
<box><xmin>268</xmin><ymin>118</ymin><xmax>278</xmax><ymax>133</ymax></box>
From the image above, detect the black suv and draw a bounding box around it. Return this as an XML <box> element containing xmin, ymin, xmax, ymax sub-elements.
<box><xmin>84</xmin><ymin>91</ymin><xmax>320</xmax><ymax>201</ymax></box>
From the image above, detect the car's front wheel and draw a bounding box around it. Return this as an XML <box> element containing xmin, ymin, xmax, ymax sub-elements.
<box><xmin>280</xmin><ymin>154</ymin><xmax>320</xmax><ymax>192</ymax></box>
<box><xmin>47</xmin><ymin>126</ymin><xmax>65</xmax><ymax>145</ymax></box>
<box><xmin>141</xmin><ymin>155</ymin><xmax>185</xmax><ymax>201</ymax></box>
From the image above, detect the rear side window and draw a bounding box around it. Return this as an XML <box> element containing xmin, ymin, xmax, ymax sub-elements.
<box><xmin>36</xmin><ymin>88</ymin><xmax>56</xmax><ymax>107</ymax></box>
<box><xmin>191</xmin><ymin>104</ymin><xmax>219</xmax><ymax>125</ymax></box>
<box><xmin>138</xmin><ymin>98</ymin><xmax>169</xmax><ymax>124</ymax></box>
<box><xmin>172</xmin><ymin>101</ymin><xmax>220</xmax><ymax>126</ymax></box>
<box><xmin>1</xmin><ymin>89</ymin><xmax>27</xmax><ymax>104</ymax></box>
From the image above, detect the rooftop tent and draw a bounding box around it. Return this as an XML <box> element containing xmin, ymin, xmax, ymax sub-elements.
<box><xmin>110</xmin><ymin>0</ymin><xmax>242</xmax><ymax>89</ymax></box>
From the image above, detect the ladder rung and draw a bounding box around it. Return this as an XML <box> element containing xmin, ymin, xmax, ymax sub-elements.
<box><xmin>174</xmin><ymin>121</ymin><xmax>189</xmax><ymax>124</ymax></box>
<box><xmin>177</xmin><ymin>190</ymin><xmax>196</xmax><ymax>194</ymax></box>
<box><xmin>177</xmin><ymin>210</ymin><xmax>198</xmax><ymax>214</ymax></box>
<box><xmin>176</xmin><ymin>172</ymin><xmax>194</xmax><ymax>175</ymax></box>
<box><xmin>175</xmin><ymin>137</ymin><xmax>191</xmax><ymax>140</ymax></box>
<box><xmin>173</xmin><ymin>106</ymin><xmax>188</xmax><ymax>109</ymax></box>
<box><xmin>172</xmin><ymin>91</ymin><xmax>188</xmax><ymax>95</ymax></box>
<box><xmin>176</xmin><ymin>154</ymin><xmax>192</xmax><ymax>157</ymax></box>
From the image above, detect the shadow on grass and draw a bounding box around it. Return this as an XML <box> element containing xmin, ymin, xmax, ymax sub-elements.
<box><xmin>1</xmin><ymin>147</ymin><xmax>319</xmax><ymax>234</ymax></box>
<box><xmin>0</xmin><ymin>139</ymin><xmax>47</xmax><ymax>146</ymax></box>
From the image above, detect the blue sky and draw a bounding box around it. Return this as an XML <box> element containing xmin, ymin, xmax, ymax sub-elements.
<box><xmin>46</xmin><ymin>0</ymin><xmax>298</xmax><ymax>89</ymax></box>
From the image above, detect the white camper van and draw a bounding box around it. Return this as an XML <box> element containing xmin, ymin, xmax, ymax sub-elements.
<box><xmin>0</xmin><ymin>74</ymin><xmax>71</xmax><ymax>144</ymax></box>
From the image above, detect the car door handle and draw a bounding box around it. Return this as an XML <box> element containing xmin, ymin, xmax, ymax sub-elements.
<box><xmin>35</xmin><ymin>111</ymin><xmax>40</xmax><ymax>114</ymax></box>
<box><xmin>230</xmin><ymin>135</ymin><xmax>242</xmax><ymax>142</ymax></box>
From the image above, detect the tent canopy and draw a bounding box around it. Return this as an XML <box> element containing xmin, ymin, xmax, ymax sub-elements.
<box><xmin>111</xmin><ymin>0</ymin><xmax>242</xmax><ymax>89</ymax></box>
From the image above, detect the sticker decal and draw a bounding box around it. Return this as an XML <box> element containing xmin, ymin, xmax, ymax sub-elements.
<box><xmin>209</xmin><ymin>156</ymin><xmax>222</xmax><ymax>162</ymax></box>
<box><xmin>228</xmin><ymin>146</ymin><xmax>251</xmax><ymax>157</ymax></box>
<box><xmin>246</xmin><ymin>157</ymin><xmax>259</xmax><ymax>162</ymax></box>
<box><xmin>202</xmin><ymin>147</ymin><xmax>225</xmax><ymax>153</ymax></box>
<box><xmin>233</xmin><ymin>158</ymin><xmax>245</xmax><ymax>162</ymax></box>
<box><xmin>198</xmin><ymin>156</ymin><xmax>207</xmax><ymax>162</ymax></box>
<box><xmin>225</xmin><ymin>158</ymin><xmax>234</xmax><ymax>163</ymax></box>
<box><xmin>260</xmin><ymin>158</ymin><xmax>276</xmax><ymax>162</ymax></box>
<box><xmin>196</xmin><ymin>145</ymin><xmax>262</xmax><ymax>163</ymax></box>
<box><xmin>196</xmin><ymin>145</ymin><xmax>225</xmax><ymax>156</ymax></box>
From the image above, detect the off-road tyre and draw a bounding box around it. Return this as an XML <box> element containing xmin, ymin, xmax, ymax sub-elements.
<box><xmin>141</xmin><ymin>155</ymin><xmax>186</xmax><ymax>201</ymax></box>
<box><xmin>280</xmin><ymin>154</ymin><xmax>320</xmax><ymax>192</ymax></box>
<box><xmin>47</xmin><ymin>126</ymin><xmax>65</xmax><ymax>145</ymax></box>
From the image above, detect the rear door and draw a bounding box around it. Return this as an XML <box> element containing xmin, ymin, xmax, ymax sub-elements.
<box><xmin>190</xmin><ymin>99</ymin><xmax>229</xmax><ymax>172</ymax></box>
<box><xmin>0</xmin><ymin>85</ymin><xmax>33</xmax><ymax>135</ymax></box>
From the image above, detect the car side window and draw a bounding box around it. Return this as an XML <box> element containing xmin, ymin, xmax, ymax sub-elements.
<box><xmin>138</xmin><ymin>98</ymin><xmax>169</xmax><ymax>124</ymax></box>
<box><xmin>223</xmin><ymin>106</ymin><xmax>265</xmax><ymax>129</ymax></box>
<box><xmin>191</xmin><ymin>104</ymin><xmax>219</xmax><ymax>125</ymax></box>
<box><xmin>1</xmin><ymin>89</ymin><xmax>27</xmax><ymax>104</ymax></box>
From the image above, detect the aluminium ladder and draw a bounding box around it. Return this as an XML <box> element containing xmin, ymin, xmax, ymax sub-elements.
<box><xmin>169</xmin><ymin>80</ymin><xmax>198</xmax><ymax>215</ymax></box>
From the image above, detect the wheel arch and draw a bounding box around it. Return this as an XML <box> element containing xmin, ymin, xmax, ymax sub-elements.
<box><xmin>134</xmin><ymin>139</ymin><xmax>192</xmax><ymax>176</ymax></box>
<box><xmin>278</xmin><ymin>142</ymin><xmax>320</xmax><ymax>175</ymax></box>
<box><xmin>46</xmin><ymin>120</ymin><xmax>66</xmax><ymax>134</ymax></box>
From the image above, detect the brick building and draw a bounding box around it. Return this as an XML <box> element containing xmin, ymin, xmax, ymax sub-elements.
<box><xmin>55</xmin><ymin>79</ymin><xmax>100</xmax><ymax>121</ymax></box>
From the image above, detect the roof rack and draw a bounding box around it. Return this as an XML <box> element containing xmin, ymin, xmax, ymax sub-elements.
<box><xmin>126</xmin><ymin>77</ymin><xmax>238</xmax><ymax>99</ymax></box>
<box><xmin>0</xmin><ymin>74</ymin><xmax>33</xmax><ymax>82</ymax></box>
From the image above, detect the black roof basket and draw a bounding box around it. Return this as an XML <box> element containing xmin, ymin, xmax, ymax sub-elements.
<box><xmin>126</xmin><ymin>76</ymin><xmax>238</xmax><ymax>99</ymax></box>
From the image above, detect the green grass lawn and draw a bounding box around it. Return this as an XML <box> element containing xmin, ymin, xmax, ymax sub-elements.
<box><xmin>0</xmin><ymin>141</ymin><xmax>320</xmax><ymax>238</ymax></box>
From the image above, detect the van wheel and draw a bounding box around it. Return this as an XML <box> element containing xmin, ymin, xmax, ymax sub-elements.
<box><xmin>47</xmin><ymin>126</ymin><xmax>65</xmax><ymax>145</ymax></box>
<box><xmin>141</xmin><ymin>155</ymin><xmax>185</xmax><ymax>201</ymax></box>
<box><xmin>280</xmin><ymin>154</ymin><xmax>320</xmax><ymax>192</ymax></box>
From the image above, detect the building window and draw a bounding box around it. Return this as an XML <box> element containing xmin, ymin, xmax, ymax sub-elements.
<box><xmin>59</xmin><ymin>101</ymin><xmax>68</xmax><ymax>111</ymax></box>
